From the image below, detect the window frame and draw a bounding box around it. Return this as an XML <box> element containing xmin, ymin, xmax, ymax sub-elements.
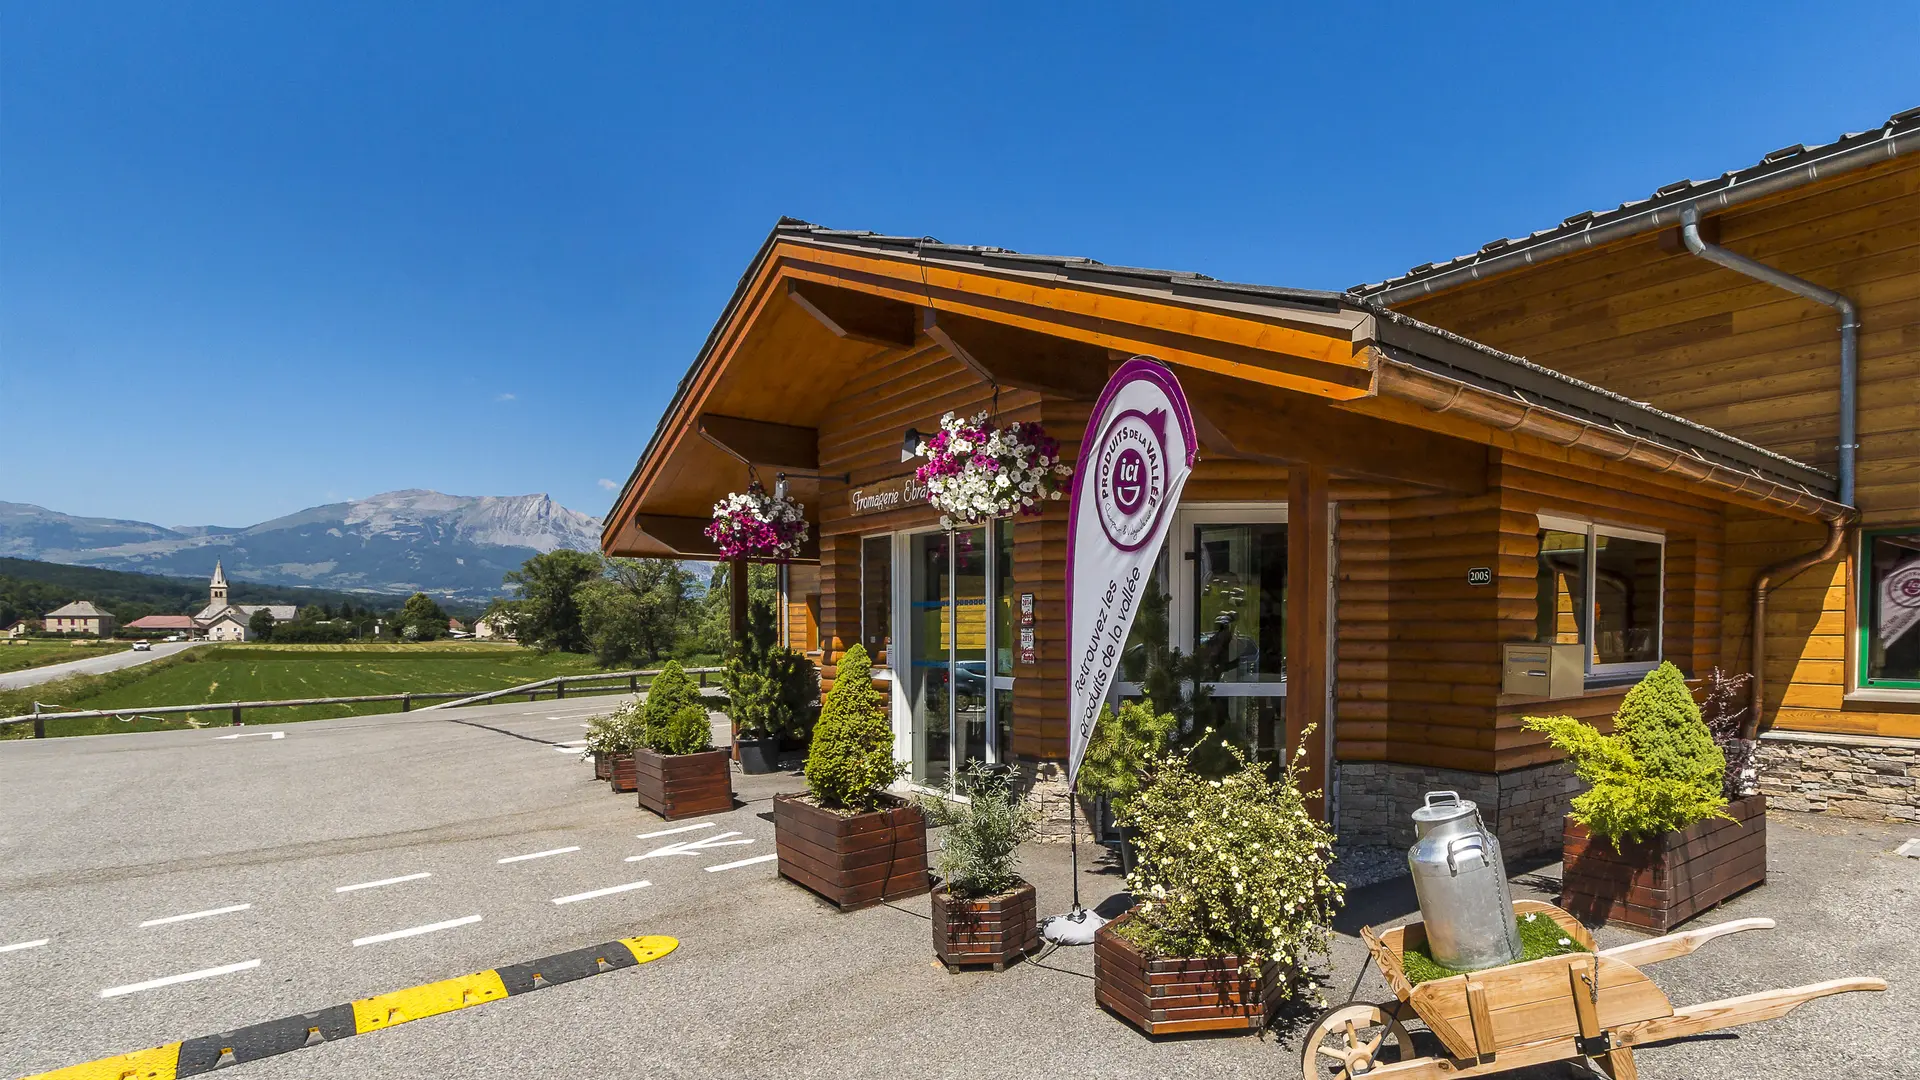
<box><xmin>1536</xmin><ymin>514</ymin><xmax>1666</xmax><ymax>681</ymax></box>
<box><xmin>1858</xmin><ymin>525</ymin><xmax>1920</xmax><ymax>692</ymax></box>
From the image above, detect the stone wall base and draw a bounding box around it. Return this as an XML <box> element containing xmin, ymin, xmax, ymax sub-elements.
<box><xmin>1335</xmin><ymin>760</ymin><xmax>1581</xmax><ymax>858</ymax></box>
<box><xmin>1014</xmin><ymin>760</ymin><xmax>1101</xmax><ymax>845</ymax></box>
<box><xmin>1756</xmin><ymin>731</ymin><xmax>1920</xmax><ymax>823</ymax></box>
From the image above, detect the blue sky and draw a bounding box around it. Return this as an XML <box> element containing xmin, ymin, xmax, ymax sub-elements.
<box><xmin>4</xmin><ymin>2</ymin><xmax>1915</xmax><ymax>527</ymax></box>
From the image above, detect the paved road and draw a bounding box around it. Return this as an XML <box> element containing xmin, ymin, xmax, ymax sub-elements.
<box><xmin>0</xmin><ymin>641</ymin><xmax>198</xmax><ymax>691</ymax></box>
<box><xmin>1</xmin><ymin>699</ymin><xmax>1911</xmax><ymax>1080</ymax></box>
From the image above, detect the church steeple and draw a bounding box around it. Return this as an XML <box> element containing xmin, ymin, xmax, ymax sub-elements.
<box><xmin>210</xmin><ymin>561</ymin><xmax>229</xmax><ymax>607</ymax></box>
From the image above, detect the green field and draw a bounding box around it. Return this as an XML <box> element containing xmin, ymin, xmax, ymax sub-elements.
<box><xmin>0</xmin><ymin>640</ymin><xmax>131</xmax><ymax>674</ymax></box>
<box><xmin>13</xmin><ymin>643</ymin><xmax>716</xmax><ymax>738</ymax></box>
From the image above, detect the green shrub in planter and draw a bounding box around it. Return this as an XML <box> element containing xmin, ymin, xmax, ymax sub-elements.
<box><xmin>723</xmin><ymin>598</ymin><xmax>818</xmax><ymax>740</ymax></box>
<box><xmin>583</xmin><ymin>700</ymin><xmax>641</xmax><ymax>757</ymax></box>
<box><xmin>642</xmin><ymin>660</ymin><xmax>700</xmax><ymax>745</ymax></box>
<box><xmin>1116</xmin><ymin>736</ymin><xmax>1342</xmax><ymax>995</ymax></box>
<box><xmin>1524</xmin><ymin>661</ymin><xmax>1728</xmax><ymax>849</ymax></box>
<box><xmin>1077</xmin><ymin>699</ymin><xmax>1176</xmax><ymax>811</ymax></box>
<box><xmin>917</xmin><ymin>763</ymin><xmax>1039</xmax><ymax>899</ymax></box>
<box><xmin>804</xmin><ymin>644</ymin><xmax>903</xmax><ymax>812</ymax></box>
<box><xmin>649</xmin><ymin>703</ymin><xmax>714</xmax><ymax>756</ymax></box>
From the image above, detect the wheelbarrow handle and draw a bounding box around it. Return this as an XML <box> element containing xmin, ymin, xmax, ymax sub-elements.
<box><xmin>1598</xmin><ymin>917</ymin><xmax>1775</xmax><ymax>966</ymax></box>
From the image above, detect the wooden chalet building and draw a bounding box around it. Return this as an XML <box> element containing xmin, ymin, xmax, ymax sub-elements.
<box><xmin>605</xmin><ymin>106</ymin><xmax>1919</xmax><ymax>851</ymax></box>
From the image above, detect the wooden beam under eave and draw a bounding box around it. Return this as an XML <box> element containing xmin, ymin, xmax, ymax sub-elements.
<box><xmin>785</xmin><ymin>279</ymin><xmax>918</xmax><ymax>348</ymax></box>
<box><xmin>634</xmin><ymin>513</ymin><xmax>821</xmax><ymax>563</ymax></box>
<box><xmin>697</xmin><ymin>413</ymin><xmax>820</xmax><ymax>471</ymax></box>
<box><xmin>1180</xmin><ymin>369</ymin><xmax>1489</xmax><ymax>495</ymax></box>
<box><xmin>921</xmin><ymin>310</ymin><xmax>1110</xmax><ymax>400</ymax></box>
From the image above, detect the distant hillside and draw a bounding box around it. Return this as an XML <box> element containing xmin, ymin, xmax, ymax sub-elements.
<box><xmin>0</xmin><ymin>557</ymin><xmax>421</xmax><ymax>628</ymax></box>
<box><xmin>0</xmin><ymin>490</ymin><xmax>602</xmax><ymax>602</ymax></box>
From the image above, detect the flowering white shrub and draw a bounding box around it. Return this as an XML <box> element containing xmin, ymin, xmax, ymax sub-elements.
<box><xmin>1114</xmin><ymin>734</ymin><xmax>1343</xmax><ymax>1001</ymax></box>
<box><xmin>703</xmin><ymin>479</ymin><xmax>809</xmax><ymax>561</ymax></box>
<box><xmin>912</xmin><ymin>411</ymin><xmax>1071</xmax><ymax>527</ymax></box>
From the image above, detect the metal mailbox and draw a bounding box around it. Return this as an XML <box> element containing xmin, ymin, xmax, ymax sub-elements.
<box><xmin>1501</xmin><ymin>642</ymin><xmax>1583</xmax><ymax>698</ymax></box>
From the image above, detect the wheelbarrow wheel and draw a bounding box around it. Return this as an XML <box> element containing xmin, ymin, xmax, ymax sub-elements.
<box><xmin>1301</xmin><ymin>1000</ymin><xmax>1414</xmax><ymax>1080</ymax></box>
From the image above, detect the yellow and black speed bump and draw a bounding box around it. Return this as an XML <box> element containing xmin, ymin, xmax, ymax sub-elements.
<box><xmin>25</xmin><ymin>935</ymin><xmax>676</xmax><ymax>1080</ymax></box>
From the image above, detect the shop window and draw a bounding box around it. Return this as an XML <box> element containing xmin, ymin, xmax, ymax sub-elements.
<box><xmin>860</xmin><ymin>534</ymin><xmax>891</xmax><ymax>667</ymax></box>
<box><xmin>1535</xmin><ymin>516</ymin><xmax>1664</xmax><ymax>679</ymax></box>
<box><xmin>1862</xmin><ymin>528</ymin><xmax>1920</xmax><ymax>691</ymax></box>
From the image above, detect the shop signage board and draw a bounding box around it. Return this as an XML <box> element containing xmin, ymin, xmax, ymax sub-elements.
<box><xmin>1065</xmin><ymin>357</ymin><xmax>1198</xmax><ymax>786</ymax></box>
<box><xmin>847</xmin><ymin>474</ymin><xmax>929</xmax><ymax>517</ymax></box>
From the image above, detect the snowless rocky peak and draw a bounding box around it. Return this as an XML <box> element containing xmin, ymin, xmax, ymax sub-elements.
<box><xmin>341</xmin><ymin>490</ymin><xmax>601</xmax><ymax>552</ymax></box>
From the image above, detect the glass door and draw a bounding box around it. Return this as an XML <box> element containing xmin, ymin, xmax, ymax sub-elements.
<box><xmin>904</xmin><ymin>524</ymin><xmax>1009</xmax><ymax>784</ymax></box>
<box><xmin>1187</xmin><ymin>518</ymin><xmax>1289</xmax><ymax>767</ymax></box>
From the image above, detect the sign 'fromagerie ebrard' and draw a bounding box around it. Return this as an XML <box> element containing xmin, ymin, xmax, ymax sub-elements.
<box><xmin>1065</xmin><ymin>357</ymin><xmax>1198</xmax><ymax>786</ymax></box>
<box><xmin>847</xmin><ymin>474</ymin><xmax>929</xmax><ymax>518</ymax></box>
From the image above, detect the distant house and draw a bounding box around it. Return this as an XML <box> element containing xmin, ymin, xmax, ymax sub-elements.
<box><xmin>44</xmin><ymin>601</ymin><xmax>115</xmax><ymax>636</ymax></box>
<box><xmin>190</xmin><ymin>562</ymin><xmax>295</xmax><ymax>642</ymax></box>
<box><xmin>127</xmin><ymin>614</ymin><xmax>199</xmax><ymax>636</ymax></box>
<box><xmin>473</xmin><ymin>612</ymin><xmax>516</xmax><ymax>642</ymax></box>
<box><xmin>203</xmin><ymin>610</ymin><xmax>253</xmax><ymax>642</ymax></box>
<box><xmin>448</xmin><ymin>617</ymin><xmax>467</xmax><ymax>634</ymax></box>
<box><xmin>3</xmin><ymin>620</ymin><xmax>32</xmax><ymax>638</ymax></box>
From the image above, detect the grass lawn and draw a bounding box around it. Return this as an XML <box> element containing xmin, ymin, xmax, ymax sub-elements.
<box><xmin>21</xmin><ymin>644</ymin><xmax>717</xmax><ymax>737</ymax></box>
<box><xmin>0</xmin><ymin>640</ymin><xmax>131</xmax><ymax>674</ymax></box>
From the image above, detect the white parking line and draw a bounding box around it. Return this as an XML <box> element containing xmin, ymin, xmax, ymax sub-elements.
<box><xmin>628</xmin><ymin>831</ymin><xmax>751</xmax><ymax>861</ymax></box>
<box><xmin>351</xmin><ymin>915</ymin><xmax>482</xmax><ymax>946</ymax></box>
<box><xmin>334</xmin><ymin>872</ymin><xmax>432</xmax><ymax>893</ymax></box>
<box><xmin>497</xmin><ymin>846</ymin><xmax>580</xmax><ymax>864</ymax></box>
<box><xmin>551</xmin><ymin>880</ymin><xmax>652</xmax><ymax>905</ymax></box>
<box><xmin>0</xmin><ymin>938</ymin><xmax>49</xmax><ymax>954</ymax></box>
<box><xmin>100</xmin><ymin>959</ymin><xmax>261</xmax><ymax>999</ymax></box>
<box><xmin>552</xmin><ymin>744</ymin><xmax>587</xmax><ymax>754</ymax></box>
<box><xmin>138</xmin><ymin>903</ymin><xmax>252</xmax><ymax>928</ymax></box>
<box><xmin>637</xmin><ymin>822</ymin><xmax>713</xmax><ymax>840</ymax></box>
<box><xmin>705</xmin><ymin>854</ymin><xmax>778</xmax><ymax>873</ymax></box>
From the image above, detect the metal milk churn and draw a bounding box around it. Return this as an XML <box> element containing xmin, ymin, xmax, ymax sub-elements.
<box><xmin>1407</xmin><ymin>791</ymin><xmax>1522</xmax><ymax>971</ymax></box>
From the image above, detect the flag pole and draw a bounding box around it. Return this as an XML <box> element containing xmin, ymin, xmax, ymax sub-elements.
<box><xmin>1069</xmin><ymin>781</ymin><xmax>1081</xmax><ymax>912</ymax></box>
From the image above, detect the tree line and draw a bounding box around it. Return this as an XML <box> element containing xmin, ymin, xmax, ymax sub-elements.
<box><xmin>484</xmin><ymin>550</ymin><xmax>779</xmax><ymax>665</ymax></box>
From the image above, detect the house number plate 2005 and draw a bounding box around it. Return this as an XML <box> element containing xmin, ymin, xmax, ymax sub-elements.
<box><xmin>1466</xmin><ymin>567</ymin><xmax>1493</xmax><ymax>586</ymax></box>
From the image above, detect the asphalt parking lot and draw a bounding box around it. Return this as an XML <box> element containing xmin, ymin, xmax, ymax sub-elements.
<box><xmin>2</xmin><ymin>700</ymin><xmax>1913</xmax><ymax>1079</ymax></box>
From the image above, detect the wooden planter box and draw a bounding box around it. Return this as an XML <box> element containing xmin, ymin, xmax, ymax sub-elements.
<box><xmin>1094</xmin><ymin>908</ymin><xmax>1282</xmax><ymax>1036</ymax></box>
<box><xmin>593</xmin><ymin>751</ymin><xmax>611</xmax><ymax>782</ymax></box>
<box><xmin>773</xmin><ymin>793</ymin><xmax>928</xmax><ymax>910</ymax></box>
<box><xmin>608</xmin><ymin>751</ymin><xmax>637</xmax><ymax>793</ymax></box>
<box><xmin>1561</xmin><ymin>793</ymin><xmax>1767</xmax><ymax>932</ymax></box>
<box><xmin>634</xmin><ymin>747</ymin><xmax>733</xmax><ymax>820</ymax></box>
<box><xmin>932</xmin><ymin>882</ymin><xmax>1040</xmax><ymax>972</ymax></box>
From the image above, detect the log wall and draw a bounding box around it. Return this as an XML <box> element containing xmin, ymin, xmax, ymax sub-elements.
<box><xmin>1337</xmin><ymin>448</ymin><xmax>1727</xmax><ymax>773</ymax></box>
<box><xmin>1392</xmin><ymin>153</ymin><xmax>1920</xmax><ymax>739</ymax></box>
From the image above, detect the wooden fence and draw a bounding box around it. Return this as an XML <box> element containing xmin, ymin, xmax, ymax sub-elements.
<box><xmin>0</xmin><ymin>667</ymin><xmax>722</xmax><ymax>738</ymax></box>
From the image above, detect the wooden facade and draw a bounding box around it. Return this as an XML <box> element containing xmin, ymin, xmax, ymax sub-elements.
<box><xmin>1389</xmin><ymin>152</ymin><xmax>1920</xmax><ymax>739</ymax></box>
<box><xmin>604</xmin><ymin>210</ymin><xmax>1861</xmax><ymax>836</ymax></box>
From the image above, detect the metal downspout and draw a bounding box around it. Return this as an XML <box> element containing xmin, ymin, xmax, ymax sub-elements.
<box><xmin>1746</xmin><ymin>519</ymin><xmax>1849</xmax><ymax>743</ymax></box>
<box><xmin>1676</xmin><ymin>209</ymin><xmax>1861</xmax><ymax>745</ymax></box>
<box><xmin>1679</xmin><ymin>207</ymin><xmax>1859</xmax><ymax>504</ymax></box>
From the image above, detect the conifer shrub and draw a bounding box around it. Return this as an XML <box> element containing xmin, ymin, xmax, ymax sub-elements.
<box><xmin>804</xmin><ymin>644</ymin><xmax>903</xmax><ymax>812</ymax></box>
<box><xmin>641</xmin><ymin>660</ymin><xmax>700</xmax><ymax>747</ymax></box>
<box><xmin>649</xmin><ymin>703</ymin><xmax>714</xmax><ymax>756</ymax></box>
<box><xmin>722</xmin><ymin>598</ymin><xmax>818</xmax><ymax>740</ymax></box>
<box><xmin>1076</xmin><ymin>699</ymin><xmax>1177</xmax><ymax>810</ymax></box>
<box><xmin>1524</xmin><ymin>661</ymin><xmax>1729</xmax><ymax>849</ymax></box>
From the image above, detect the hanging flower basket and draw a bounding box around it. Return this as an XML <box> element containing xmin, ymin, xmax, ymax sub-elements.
<box><xmin>704</xmin><ymin>480</ymin><xmax>809</xmax><ymax>561</ymax></box>
<box><xmin>912</xmin><ymin>411</ymin><xmax>1071</xmax><ymax>527</ymax></box>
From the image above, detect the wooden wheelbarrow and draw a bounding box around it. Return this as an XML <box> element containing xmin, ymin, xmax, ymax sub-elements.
<box><xmin>1304</xmin><ymin>900</ymin><xmax>1885</xmax><ymax>1079</ymax></box>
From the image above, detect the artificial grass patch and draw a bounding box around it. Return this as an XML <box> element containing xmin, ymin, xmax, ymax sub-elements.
<box><xmin>1399</xmin><ymin>913</ymin><xmax>1590</xmax><ymax>985</ymax></box>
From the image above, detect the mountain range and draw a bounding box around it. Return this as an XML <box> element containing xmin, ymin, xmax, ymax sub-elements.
<box><xmin>0</xmin><ymin>490</ymin><xmax>603</xmax><ymax>601</ymax></box>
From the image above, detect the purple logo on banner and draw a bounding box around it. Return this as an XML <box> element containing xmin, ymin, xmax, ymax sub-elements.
<box><xmin>1065</xmin><ymin>359</ymin><xmax>1198</xmax><ymax>787</ymax></box>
